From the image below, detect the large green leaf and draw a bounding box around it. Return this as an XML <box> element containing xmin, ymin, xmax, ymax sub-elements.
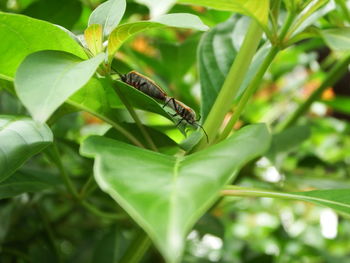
<box><xmin>199</xmin><ymin>16</ymin><xmax>268</xmax><ymax>120</ymax></box>
<box><xmin>80</xmin><ymin>124</ymin><xmax>270</xmax><ymax>263</ymax></box>
<box><xmin>0</xmin><ymin>115</ymin><xmax>53</xmax><ymax>182</ymax></box>
<box><xmin>0</xmin><ymin>169</ymin><xmax>60</xmax><ymax>199</ymax></box>
<box><xmin>15</xmin><ymin>51</ymin><xmax>105</xmax><ymax>123</ymax></box>
<box><xmin>88</xmin><ymin>0</ymin><xmax>126</xmax><ymax>37</ymax></box>
<box><xmin>177</xmin><ymin>0</ymin><xmax>269</xmax><ymax>29</ymax></box>
<box><xmin>0</xmin><ymin>12</ymin><xmax>87</xmax><ymax>80</ymax></box>
<box><xmin>107</xmin><ymin>13</ymin><xmax>208</xmax><ymax>61</ymax></box>
<box><xmin>224</xmin><ymin>186</ymin><xmax>350</xmax><ymax>216</ymax></box>
<box><xmin>321</xmin><ymin>27</ymin><xmax>350</xmax><ymax>52</ymax></box>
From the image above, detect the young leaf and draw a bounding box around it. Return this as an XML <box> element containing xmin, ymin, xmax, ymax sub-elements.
<box><xmin>84</xmin><ymin>24</ymin><xmax>103</xmax><ymax>56</ymax></box>
<box><xmin>0</xmin><ymin>12</ymin><xmax>87</xmax><ymax>81</ymax></box>
<box><xmin>0</xmin><ymin>115</ymin><xmax>53</xmax><ymax>182</ymax></box>
<box><xmin>80</xmin><ymin>124</ymin><xmax>271</xmax><ymax>263</ymax></box>
<box><xmin>88</xmin><ymin>0</ymin><xmax>126</xmax><ymax>37</ymax></box>
<box><xmin>321</xmin><ymin>28</ymin><xmax>350</xmax><ymax>52</ymax></box>
<box><xmin>107</xmin><ymin>13</ymin><xmax>208</xmax><ymax>61</ymax></box>
<box><xmin>177</xmin><ymin>0</ymin><xmax>269</xmax><ymax>29</ymax></box>
<box><xmin>15</xmin><ymin>51</ymin><xmax>105</xmax><ymax>123</ymax></box>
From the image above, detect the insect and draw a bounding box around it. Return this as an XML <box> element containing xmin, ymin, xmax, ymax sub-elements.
<box><xmin>164</xmin><ymin>97</ymin><xmax>209</xmax><ymax>143</ymax></box>
<box><xmin>118</xmin><ymin>70</ymin><xmax>168</xmax><ymax>102</ymax></box>
<box><xmin>114</xmin><ymin>69</ymin><xmax>209</xmax><ymax>143</ymax></box>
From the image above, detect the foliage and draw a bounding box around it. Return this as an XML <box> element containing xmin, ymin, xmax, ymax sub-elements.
<box><xmin>1</xmin><ymin>0</ymin><xmax>350</xmax><ymax>262</ymax></box>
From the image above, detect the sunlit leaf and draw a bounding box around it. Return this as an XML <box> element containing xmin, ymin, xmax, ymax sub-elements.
<box><xmin>81</xmin><ymin>124</ymin><xmax>270</xmax><ymax>263</ymax></box>
<box><xmin>0</xmin><ymin>115</ymin><xmax>53</xmax><ymax>182</ymax></box>
<box><xmin>15</xmin><ymin>51</ymin><xmax>105</xmax><ymax>123</ymax></box>
<box><xmin>0</xmin><ymin>12</ymin><xmax>87</xmax><ymax>80</ymax></box>
<box><xmin>84</xmin><ymin>24</ymin><xmax>103</xmax><ymax>55</ymax></box>
<box><xmin>88</xmin><ymin>0</ymin><xmax>126</xmax><ymax>37</ymax></box>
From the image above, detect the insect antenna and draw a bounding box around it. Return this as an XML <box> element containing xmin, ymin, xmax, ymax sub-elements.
<box><xmin>195</xmin><ymin>123</ymin><xmax>209</xmax><ymax>143</ymax></box>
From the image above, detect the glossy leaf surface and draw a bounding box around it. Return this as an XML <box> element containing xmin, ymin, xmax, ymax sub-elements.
<box><xmin>107</xmin><ymin>13</ymin><xmax>208</xmax><ymax>61</ymax></box>
<box><xmin>88</xmin><ymin>0</ymin><xmax>126</xmax><ymax>37</ymax></box>
<box><xmin>15</xmin><ymin>51</ymin><xmax>105</xmax><ymax>123</ymax></box>
<box><xmin>0</xmin><ymin>116</ymin><xmax>53</xmax><ymax>182</ymax></box>
<box><xmin>0</xmin><ymin>12</ymin><xmax>86</xmax><ymax>80</ymax></box>
<box><xmin>84</xmin><ymin>24</ymin><xmax>103</xmax><ymax>56</ymax></box>
<box><xmin>81</xmin><ymin>124</ymin><xmax>270</xmax><ymax>263</ymax></box>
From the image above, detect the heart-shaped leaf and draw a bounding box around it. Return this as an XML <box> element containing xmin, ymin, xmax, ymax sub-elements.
<box><xmin>0</xmin><ymin>12</ymin><xmax>87</xmax><ymax>81</ymax></box>
<box><xmin>15</xmin><ymin>51</ymin><xmax>105</xmax><ymax>123</ymax></box>
<box><xmin>107</xmin><ymin>13</ymin><xmax>208</xmax><ymax>61</ymax></box>
<box><xmin>80</xmin><ymin>124</ymin><xmax>270</xmax><ymax>263</ymax></box>
<box><xmin>177</xmin><ymin>0</ymin><xmax>269</xmax><ymax>29</ymax></box>
<box><xmin>88</xmin><ymin>0</ymin><xmax>126</xmax><ymax>37</ymax></box>
<box><xmin>0</xmin><ymin>115</ymin><xmax>53</xmax><ymax>182</ymax></box>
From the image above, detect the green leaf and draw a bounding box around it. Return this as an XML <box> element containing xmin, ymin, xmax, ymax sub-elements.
<box><xmin>177</xmin><ymin>0</ymin><xmax>269</xmax><ymax>29</ymax></box>
<box><xmin>88</xmin><ymin>0</ymin><xmax>126</xmax><ymax>37</ymax></box>
<box><xmin>84</xmin><ymin>24</ymin><xmax>103</xmax><ymax>56</ymax></box>
<box><xmin>0</xmin><ymin>115</ymin><xmax>53</xmax><ymax>182</ymax></box>
<box><xmin>199</xmin><ymin>16</ymin><xmax>267</xmax><ymax>120</ymax></box>
<box><xmin>80</xmin><ymin>124</ymin><xmax>270</xmax><ymax>263</ymax></box>
<box><xmin>15</xmin><ymin>51</ymin><xmax>105</xmax><ymax>123</ymax></box>
<box><xmin>0</xmin><ymin>169</ymin><xmax>60</xmax><ymax>199</ymax></box>
<box><xmin>23</xmin><ymin>0</ymin><xmax>82</xmax><ymax>30</ymax></box>
<box><xmin>321</xmin><ymin>28</ymin><xmax>350</xmax><ymax>52</ymax></box>
<box><xmin>107</xmin><ymin>13</ymin><xmax>208</xmax><ymax>61</ymax></box>
<box><xmin>0</xmin><ymin>12</ymin><xmax>87</xmax><ymax>80</ymax></box>
<box><xmin>224</xmin><ymin>186</ymin><xmax>350</xmax><ymax>216</ymax></box>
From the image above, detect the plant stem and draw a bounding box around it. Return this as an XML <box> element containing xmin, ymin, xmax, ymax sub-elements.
<box><xmin>36</xmin><ymin>204</ymin><xmax>63</xmax><ymax>263</ymax></box>
<box><xmin>194</xmin><ymin>19</ymin><xmax>263</xmax><ymax>151</ymax></box>
<box><xmin>218</xmin><ymin>46</ymin><xmax>279</xmax><ymax>140</ymax></box>
<box><xmin>47</xmin><ymin>143</ymin><xmax>122</xmax><ymax>220</ymax></box>
<box><xmin>67</xmin><ymin>100</ymin><xmax>145</xmax><ymax>148</ymax></box>
<box><xmin>113</xmin><ymin>82</ymin><xmax>158</xmax><ymax>152</ymax></box>
<box><xmin>277</xmin><ymin>53</ymin><xmax>350</xmax><ymax>131</ymax></box>
<box><xmin>119</xmin><ymin>231</ymin><xmax>152</xmax><ymax>263</ymax></box>
<box><xmin>79</xmin><ymin>174</ymin><xmax>97</xmax><ymax>199</ymax></box>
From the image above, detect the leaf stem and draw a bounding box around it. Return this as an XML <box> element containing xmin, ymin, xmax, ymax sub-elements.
<box><xmin>218</xmin><ymin>46</ymin><xmax>279</xmax><ymax>140</ymax></box>
<box><xmin>119</xmin><ymin>231</ymin><xmax>152</xmax><ymax>263</ymax></box>
<box><xmin>194</xmin><ymin>19</ymin><xmax>263</xmax><ymax>150</ymax></box>
<box><xmin>47</xmin><ymin>143</ymin><xmax>123</xmax><ymax>220</ymax></box>
<box><xmin>112</xmin><ymin>81</ymin><xmax>158</xmax><ymax>152</ymax></box>
<box><xmin>67</xmin><ymin>100</ymin><xmax>146</xmax><ymax>148</ymax></box>
<box><xmin>277</xmin><ymin>53</ymin><xmax>350</xmax><ymax>131</ymax></box>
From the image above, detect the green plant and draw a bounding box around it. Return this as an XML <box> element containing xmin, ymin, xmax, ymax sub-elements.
<box><xmin>1</xmin><ymin>0</ymin><xmax>350</xmax><ymax>262</ymax></box>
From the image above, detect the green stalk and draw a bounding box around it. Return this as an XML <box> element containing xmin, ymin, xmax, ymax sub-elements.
<box><xmin>194</xmin><ymin>19</ymin><xmax>263</xmax><ymax>151</ymax></box>
<box><xmin>119</xmin><ymin>231</ymin><xmax>152</xmax><ymax>263</ymax></box>
<box><xmin>47</xmin><ymin>143</ymin><xmax>122</xmax><ymax>220</ymax></box>
<box><xmin>113</xmin><ymin>82</ymin><xmax>158</xmax><ymax>152</ymax></box>
<box><xmin>277</xmin><ymin>53</ymin><xmax>350</xmax><ymax>131</ymax></box>
<box><xmin>67</xmin><ymin>100</ymin><xmax>145</xmax><ymax>148</ymax></box>
<box><xmin>218</xmin><ymin>46</ymin><xmax>279</xmax><ymax>140</ymax></box>
<box><xmin>218</xmin><ymin>12</ymin><xmax>296</xmax><ymax>140</ymax></box>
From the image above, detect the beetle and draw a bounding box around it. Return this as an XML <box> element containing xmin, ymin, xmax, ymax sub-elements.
<box><xmin>118</xmin><ymin>70</ymin><xmax>168</xmax><ymax>102</ymax></box>
<box><xmin>164</xmin><ymin>97</ymin><xmax>209</xmax><ymax>143</ymax></box>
